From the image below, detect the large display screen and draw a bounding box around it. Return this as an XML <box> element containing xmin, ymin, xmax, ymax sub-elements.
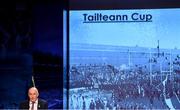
<box><xmin>68</xmin><ymin>9</ymin><xmax>180</xmax><ymax>109</ymax></box>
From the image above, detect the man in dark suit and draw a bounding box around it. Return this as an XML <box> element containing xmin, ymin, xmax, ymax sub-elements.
<box><xmin>19</xmin><ymin>87</ymin><xmax>48</xmax><ymax>110</ymax></box>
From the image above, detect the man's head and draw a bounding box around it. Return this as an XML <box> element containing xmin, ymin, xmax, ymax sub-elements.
<box><xmin>28</xmin><ymin>87</ymin><xmax>39</xmax><ymax>102</ymax></box>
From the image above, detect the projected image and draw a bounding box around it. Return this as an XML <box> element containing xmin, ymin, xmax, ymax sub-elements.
<box><xmin>69</xmin><ymin>9</ymin><xmax>180</xmax><ymax>109</ymax></box>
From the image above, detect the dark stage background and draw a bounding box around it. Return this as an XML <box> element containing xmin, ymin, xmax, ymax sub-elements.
<box><xmin>0</xmin><ymin>0</ymin><xmax>64</xmax><ymax>109</ymax></box>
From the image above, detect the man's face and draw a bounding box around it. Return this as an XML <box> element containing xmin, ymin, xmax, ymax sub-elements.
<box><xmin>28</xmin><ymin>88</ymin><xmax>38</xmax><ymax>102</ymax></box>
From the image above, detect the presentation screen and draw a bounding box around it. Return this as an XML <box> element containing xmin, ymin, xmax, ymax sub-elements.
<box><xmin>68</xmin><ymin>9</ymin><xmax>180</xmax><ymax>109</ymax></box>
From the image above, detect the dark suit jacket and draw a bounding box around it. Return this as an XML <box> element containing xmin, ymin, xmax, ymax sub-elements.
<box><xmin>19</xmin><ymin>99</ymin><xmax>48</xmax><ymax>110</ymax></box>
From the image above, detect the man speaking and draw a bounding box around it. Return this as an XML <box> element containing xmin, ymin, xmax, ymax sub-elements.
<box><xmin>19</xmin><ymin>87</ymin><xmax>48</xmax><ymax>110</ymax></box>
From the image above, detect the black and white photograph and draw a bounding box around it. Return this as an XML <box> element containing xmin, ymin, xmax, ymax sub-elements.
<box><xmin>68</xmin><ymin>9</ymin><xmax>180</xmax><ymax>109</ymax></box>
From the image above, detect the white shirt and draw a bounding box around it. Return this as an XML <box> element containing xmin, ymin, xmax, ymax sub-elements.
<box><xmin>29</xmin><ymin>99</ymin><xmax>38</xmax><ymax>110</ymax></box>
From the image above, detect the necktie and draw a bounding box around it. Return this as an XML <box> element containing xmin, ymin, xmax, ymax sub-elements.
<box><xmin>31</xmin><ymin>102</ymin><xmax>35</xmax><ymax>110</ymax></box>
